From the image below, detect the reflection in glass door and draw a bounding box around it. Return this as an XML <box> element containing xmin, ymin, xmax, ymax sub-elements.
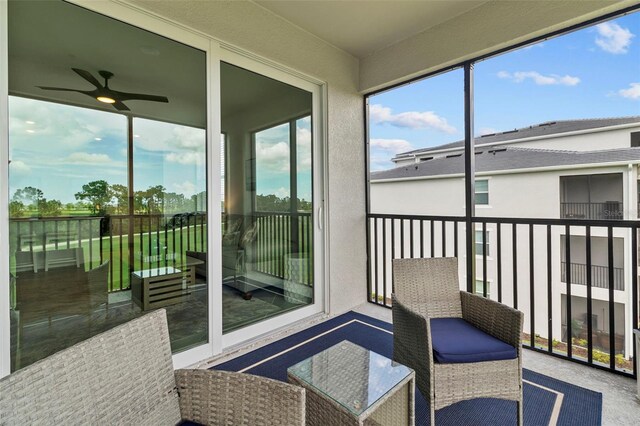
<box><xmin>7</xmin><ymin>0</ymin><xmax>207</xmax><ymax>371</ymax></box>
<box><xmin>221</xmin><ymin>62</ymin><xmax>314</xmax><ymax>333</ymax></box>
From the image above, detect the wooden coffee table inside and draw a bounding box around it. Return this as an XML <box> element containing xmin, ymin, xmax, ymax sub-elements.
<box><xmin>131</xmin><ymin>266</ymin><xmax>190</xmax><ymax>311</ymax></box>
<box><xmin>287</xmin><ymin>340</ymin><xmax>415</xmax><ymax>426</ymax></box>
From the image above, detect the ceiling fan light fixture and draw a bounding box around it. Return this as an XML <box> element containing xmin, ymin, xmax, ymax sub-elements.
<box><xmin>96</xmin><ymin>96</ymin><xmax>116</xmax><ymax>104</ymax></box>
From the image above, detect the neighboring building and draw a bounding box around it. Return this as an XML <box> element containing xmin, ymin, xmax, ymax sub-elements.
<box><xmin>371</xmin><ymin>117</ymin><xmax>640</xmax><ymax>358</ymax></box>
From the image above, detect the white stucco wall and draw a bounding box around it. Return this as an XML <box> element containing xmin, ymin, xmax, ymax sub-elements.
<box><xmin>126</xmin><ymin>0</ymin><xmax>367</xmax><ymax>315</ymax></box>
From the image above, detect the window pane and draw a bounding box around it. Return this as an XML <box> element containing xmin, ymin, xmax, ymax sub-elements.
<box><xmin>475</xmin><ymin>179</ymin><xmax>488</xmax><ymax>192</ymax></box>
<box><xmin>255</xmin><ymin>123</ymin><xmax>290</xmax><ymax>212</ymax></box>
<box><xmin>475</xmin><ymin>193</ymin><xmax>489</xmax><ymax>205</ymax></box>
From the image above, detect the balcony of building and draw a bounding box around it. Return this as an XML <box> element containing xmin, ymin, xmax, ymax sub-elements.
<box><xmin>560</xmin><ymin>174</ymin><xmax>624</xmax><ymax>220</ymax></box>
<box><xmin>3</xmin><ymin>0</ymin><xmax>640</xmax><ymax>425</ymax></box>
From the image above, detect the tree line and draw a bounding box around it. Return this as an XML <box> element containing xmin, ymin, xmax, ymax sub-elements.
<box><xmin>9</xmin><ymin>180</ymin><xmax>205</xmax><ymax>218</ymax></box>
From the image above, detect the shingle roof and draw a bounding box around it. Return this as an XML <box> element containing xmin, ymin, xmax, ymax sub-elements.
<box><xmin>393</xmin><ymin>116</ymin><xmax>640</xmax><ymax>160</ymax></box>
<box><xmin>372</xmin><ymin>146</ymin><xmax>640</xmax><ymax>181</ymax></box>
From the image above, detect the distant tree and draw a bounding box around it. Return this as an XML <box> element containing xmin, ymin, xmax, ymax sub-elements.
<box><xmin>163</xmin><ymin>192</ymin><xmax>186</xmax><ymax>214</ymax></box>
<box><xmin>9</xmin><ymin>200</ymin><xmax>25</xmax><ymax>217</ymax></box>
<box><xmin>256</xmin><ymin>194</ymin><xmax>312</xmax><ymax>212</ymax></box>
<box><xmin>110</xmin><ymin>184</ymin><xmax>129</xmax><ymax>214</ymax></box>
<box><xmin>37</xmin><ymin>199</ymin><xmax>63</xmax><ymax>217</ymax></box>
<box><xmin>298</xmin><ymin>198</ymin><xmax>312</xmax><ymax>212</ymax></box>
<box><xmin>12</xmin><ymin>186</ymin><xmax>44</xmax><ymax>207</ymax></box>
<box><xmin>75</xmin><ymin>180</ymin><xmax>111</xmax><ymax>214</ymax></box>
<box><xmin>137</xmin><ymin>185</ymin><xmax>166</xmax><ymax>214</ymax></box>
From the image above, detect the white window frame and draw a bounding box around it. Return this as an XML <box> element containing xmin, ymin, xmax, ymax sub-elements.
<box><xmin>475</xmin><ymin>179</ymin><xmax>489</xmax><ymax>205</ymax></box>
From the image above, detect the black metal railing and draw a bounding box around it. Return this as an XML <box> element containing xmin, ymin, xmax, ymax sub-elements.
<box><xmin>10</xmin><ymin>212</ymin><xmax>207</xmax><ymax>292</ymax></box>
<box><xmin>560</xmin><ymin>261</ymin><xmax>625</xmax><ymax>291</ymax></box>
<box><xmin>367</xmin><ymin>213</ymin><xmax>639</xmax><ymax>378</ymax></box>
<box><xmin>561</xmin><ymin>202</ymin><xmax>623</xmax><ymax>220</ymax></box>
<box><xmin>253</xmin><ymin>212</ymin><xmax>313</xmax><ymax>285</ymax></box>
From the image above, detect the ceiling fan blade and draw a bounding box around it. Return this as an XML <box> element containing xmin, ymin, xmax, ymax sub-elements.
<box><xmin>117</xmin><ymin>93</ymin><xmax>169</xmax><ymax>103</ymax></box>
<box><xmin>112</xmin><ymin>100</ymin><xmax>130</xmax><ymax>111</ymax></box>
<box><xmin>72</xmin><ymin>68</ymin><xmax>103</xmax><ymax>89</ymax></box>
<box><xmin>37</xmin><ymin>86</ymin><xmax>86</xmax><ymax>93</ymax></box>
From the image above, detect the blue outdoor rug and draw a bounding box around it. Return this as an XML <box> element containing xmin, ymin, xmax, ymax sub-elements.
<box><xmin>214</xmin><ymin>311</ymin><xmax>602</xmax><ymax>425</ymax></box>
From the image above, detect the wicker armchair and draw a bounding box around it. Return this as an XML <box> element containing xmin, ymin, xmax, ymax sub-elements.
<box><xmin>0</xmin><ymin>309</ymin><xmax>305</xmax><ymax>425</ymax></box>
<box><xmin>392</xmin><ymin>257</ymin><xmax>523</xmax><ymax>425</ymax></box>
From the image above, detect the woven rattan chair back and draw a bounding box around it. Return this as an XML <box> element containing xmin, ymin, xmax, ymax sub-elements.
<box><xmin>393</xmin><ymin>257</ymin><xmax>462</xmax><ymax>318</ymax></box>
<box><xmin>0</xmin><ymin>310</ymin><xmax>182</xmax><ymax>425</ymax></box>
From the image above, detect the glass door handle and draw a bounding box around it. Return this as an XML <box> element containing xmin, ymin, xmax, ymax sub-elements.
<box><xmin>318</xmin><ymin>206</ymin><xmax>323</xmax><ymax>230</ymax></box>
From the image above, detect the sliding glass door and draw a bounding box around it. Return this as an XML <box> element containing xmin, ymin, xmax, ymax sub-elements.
<box><xmin>220</xmin><ymin>62</ymin><xmax>318</xmax><ymax>334</ymax></box>
<box><xmin>2</xmin><ymin>0</ymin><xmax>324</xmax><ymax>375</ymax></box>
<box><xmin>6</xmin><ymin>0</ymin><xmax>207</xmax><ymax>371</ymax></box>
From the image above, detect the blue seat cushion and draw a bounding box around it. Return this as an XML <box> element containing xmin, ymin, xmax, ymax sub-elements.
<box><xmin>430</xmin><ymin>318</ymin><xmax>517</xmax><ymax>364</ymax></box>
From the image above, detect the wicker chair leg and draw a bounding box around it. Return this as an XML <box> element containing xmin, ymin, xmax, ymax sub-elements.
<box><xmin>517</xmin><ymin>399</ymin><xmax>523</xmax><ymax>425</ymax></box>
<box><xmin>429</xmin><ymin>404</ymin><xmax>435</xmax><ymax>426</ymax></box>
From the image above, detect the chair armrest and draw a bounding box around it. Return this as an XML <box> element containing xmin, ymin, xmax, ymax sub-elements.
<box><xmin>175</xmin><ymin>369</ymin><xmax>305</xmax><ymax>426</ymax></box>
<box><xmin>391</xmin><ymin>294</ymin><xmax>434</xmax><ymax>399</ymax></box>
<box><xmin>460</xmin><ymin>291</ymin><xmax>524</xmax><ymax>349</ymax></box>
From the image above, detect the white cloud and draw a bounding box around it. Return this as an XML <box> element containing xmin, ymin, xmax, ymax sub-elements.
<box><xmin>369</xmin><ymin>104</ymin><xmax>456</xmax><ymax>133</ymax></box>
<box><xmin>595</xmin><ymin>22</ymin><xmax>634</xmax><ymax>54</ymax></box>
<box><xmin>369</xmin><ymin>155</ymin><xmax>395</xmax><ymax>172</ymax></box>
<box><xmin>498</xmin><ymin>71</ymin><xmax>580</xmax><ymax>86</ymax></box>
<box><xmin>9</xmin><ymin>97</ymin><xmax>125</xmax><ymax>152</ymax></box>
<box><xmin>296</xmin><ymin>126</ymin><xmax>312</xmax><ymax>171</ymax></box>
<box><xmin>66</xmin><ymin>152</ymin><xmax>112</xmax><ymax>164</ymax></box>
<box><xmin>134</xmin><ymin>119</ymin><xmax>205</xmax><ymax>153</ymax></box>
<box><xmin>370</xmin><ymin>138</ymin><xmax>413</xmax><ymax>154</ymax></box>
<box><xmin>618</xmin><ymin>82</ymin><xmax>640</xmax><ymax>100</ymax></box>
<box><xmin>165</xmin><ymin>151</ymin><xmax>204</xmax><ymax>165</ymax></box>
<box><xmin>255</xmin><ymin>141</ymin><xmax>290</xmax><ymax>173</ymax></box>
<box><xmin>275</xmin><ymin>187</ymin><xmax>290</xmax><ymax>198</ymax></box>
<box><xmin>9</xmin><ymin>160</ymin><xmax>31</xmax><ymax>174</ymax></box>
<box><xmin>173</xmin><ymin>180</ymin><xmax>196</xmax><ymax>196</ymax></box>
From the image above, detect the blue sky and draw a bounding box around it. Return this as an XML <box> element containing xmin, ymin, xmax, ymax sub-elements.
<box><xmin>9</xmin><ymin>97</ymin><xmax>206</xmax><ymax>205</ymax></box>
<box><xmin>369</xmin><ymin>13</ymin><xmax>640</xmax><ymax>171</ymax></box>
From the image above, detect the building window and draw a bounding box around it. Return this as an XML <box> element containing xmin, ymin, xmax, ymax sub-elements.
<box><xmin>475</xmin><ymin>230</ymin><xmax>489</xmax><ymax>256</ymax></box>
<box><xmin>631</xmin><ymin>131</ymin><xmax>640</xmax><ymax>148</ymax></box>
<box><xmin>475</xmin><ymin>179</ymin><xmax>489</xmax><ymax>205</ymax></box>
<box><xmin>475</xmin><ymin>279</ymin><xmax>490</xmax><ymax>297</ymax></box>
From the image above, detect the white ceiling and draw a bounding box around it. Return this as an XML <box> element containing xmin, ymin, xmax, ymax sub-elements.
<box><xmin>255</xmin><ymin>0</ymin><xmax>489</xmax><ymax>58</ymax></box>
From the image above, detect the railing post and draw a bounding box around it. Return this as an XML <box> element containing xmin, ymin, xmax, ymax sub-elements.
<box><xmin>464</xmin><ymin>62</ymin><xmax>476</xmax><ymax>293</ymax></box>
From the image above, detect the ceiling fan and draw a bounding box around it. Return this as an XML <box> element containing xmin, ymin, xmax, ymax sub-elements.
<box><xmin>37</xmin><ymin>68</ymin><xmax>169</xmax><ymax>111</ymax></box>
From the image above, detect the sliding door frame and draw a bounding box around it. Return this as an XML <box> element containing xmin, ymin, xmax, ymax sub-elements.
<box><xmin>218</xmin><ymin>48</ymin><xmax>326</xmax><ymax>350</ymax></box>
<box><xmin>1</xmin><ymin>0</ymin><xmax>10</xmax><ymax>378</ymax></box>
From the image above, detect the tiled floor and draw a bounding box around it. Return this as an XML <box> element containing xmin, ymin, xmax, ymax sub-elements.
<box><xmin>10</xmin><ymin>266</ymin><xmax>303</xmax><ymax>370</ymax></box>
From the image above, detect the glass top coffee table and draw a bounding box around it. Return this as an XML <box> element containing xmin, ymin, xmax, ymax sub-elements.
<box><xmin>287</xmin><ymin>340</ymin><xmax>415</xmax><ymax>425</ymax></box>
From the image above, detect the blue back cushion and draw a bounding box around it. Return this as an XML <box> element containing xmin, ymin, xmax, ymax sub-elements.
<box><xmin>430</xmin><ymin>318</ymin><xmax>517</xmax><ymax>363</ymax></box>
